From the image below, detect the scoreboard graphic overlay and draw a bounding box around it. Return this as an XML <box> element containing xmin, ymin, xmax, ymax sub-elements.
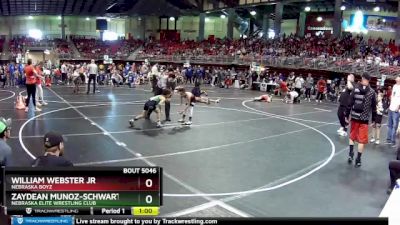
<box><xmin>1</xmin><ymin>167</ymin><xmax>162</xmax><ymax>216</ymax></box>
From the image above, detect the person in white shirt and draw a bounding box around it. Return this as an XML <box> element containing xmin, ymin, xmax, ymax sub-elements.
<box><xmin>61</xmin><ymin>62</ymin><xmax>67</xmax><ymax>85</ymax></box>
<box><xmin>386</xmin><ymin>76</ymin><xmax>400</xmax><ymax>147</ymax></box>
<box><xmin>86</xmin><ymin>59</ymin><xmax>98</xmax><ymax>94</ymax></box>
<box><xmin>294</xmin><ymin>75</ymin><xmax>305</xmax><ymax>103</ymax></box>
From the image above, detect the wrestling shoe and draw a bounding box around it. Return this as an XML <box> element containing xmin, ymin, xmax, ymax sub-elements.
<box><xmin>337</xmin><ymin>127</ymin><xmax>344</xmax><ymax>133</ymax></box>
<box><xmin>347</xmin><ymin>153</ymin><xmax>353</xmax><ymax>164</ymax></box>
<box><xmin>35</xmin><ymin>107</ymin><xmax>42</xmax><ymax>112</ymax></box>
<box><xmin>355</xmin><ymin>159</ymin><xmax>361</xmax><ymax>168</ymax></box>
<box><xmin>178</xmin><ymin>119</ymin><xmax>185</xmax><ymax>123</ymax></box>
<box><xmin>339</xmin><ymin>130</ymin><xmax>347</xmax><ymax>137</ymax></box>
<box><xmin>375</xmin><ymin>140</ymin><xmax>380</xmax><ymax>145</ymax></box>
<box><xmin>370</xmin><ymin>138</ymin><xmax>376</xmax><ymax>143</ymax></box>
<box><xmin>36</xmin><ymin>102</ymin><xmax>42</xmax><ymax>107</ymax></box>
<box><xmin>42</xmin><ymin>101</ymin><xmax>48</xmax><ymax>106</ymax></box>
<box><xmin>156</xmin><ymin>122</ymin><xmax>162</xmax><ymax>128</ymax></box>
<box><xmin>184</xmin><ymin>121</ymin><xmax>192</xmax><ymax>126</ymax></box>
<box><xmin>216</xmin><ymin>99</ymin><xmax>221</xmax><ymax>103</ymax></box>
<box><xmin>129</xmin><ymin>119</ymin><xmax>135</xmax><ymax>128</ymax></box>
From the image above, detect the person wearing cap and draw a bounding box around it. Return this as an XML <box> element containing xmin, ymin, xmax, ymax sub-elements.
<box><xmin>386</xmin><ymin>76</ymin><xmax>400</xmax><ymax>147</ymax></box>
<box><xmin>0</xmin><ymin>118</ymin><xmax>12</xmax><ymax>166</ymax></box>
<box><xmin>346</xmin><ymin>73</ymin><xmax>377</xmax><ymax>168</ymax></box>
<box><xmin>31</xmin><ymin>131</ymin><xmax>73</xmax><ymax>167</ymax></box>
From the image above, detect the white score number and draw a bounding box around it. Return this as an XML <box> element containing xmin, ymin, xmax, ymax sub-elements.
<box><xmin>145</xmin><ymin>179</ymin><xmax>152</xmax><ymax>188</ymax></box>
<box><xmin>145</xmin><ymin>195</ymin><xmax>152</xmax><ymax>204</ymax></box>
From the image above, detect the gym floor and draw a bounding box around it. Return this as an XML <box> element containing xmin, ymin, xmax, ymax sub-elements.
<box><xmin>0</xmin><ymin>85</ymin><xmax>395</xmax><ymax>217</ymax></box>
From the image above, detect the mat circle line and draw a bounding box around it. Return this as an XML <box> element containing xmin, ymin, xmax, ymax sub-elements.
<box><xmin>19</xmin><ymin>98</ymin><xmax>335</xmax><ymax>197</ymax></box>
<box><xmin>0</xmin><ymin>90</ymin><xmax>16</xmax><ymax>102</ymax></box>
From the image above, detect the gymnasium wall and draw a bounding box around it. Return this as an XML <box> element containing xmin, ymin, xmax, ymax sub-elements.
<box><xmin>281</xmin><ymin>19</ymin><xmax>297</xmax><ymax>36</ymax></box>
<box><xmin>0</xmin><ymin>16</ymin><xmax>125</xmax><ymax>39</ymax></box>
<box><xmin>125</xmin><ymin>16</ymin><xmax>241</xmax><ymax>40</ymax></box>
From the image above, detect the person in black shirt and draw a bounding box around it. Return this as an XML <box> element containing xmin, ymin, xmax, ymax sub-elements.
<box><xmin>32</xmin><ymin>131</ymin><xmax>73</xmax><ymax>167</ymax></box>
<box><xmin>388</xmin><ymin>149</ymin><xmax>400</xmax><ymax>194</ymax></box>
<box><xmin>337</xmin><ymin>74</ymin><xmax>354</xmax><ymax>137</ymax></box>
<box><xmin>346</xmin><ymin>73</ymin><xmax>377</xmax><ymax>168</ymax></box>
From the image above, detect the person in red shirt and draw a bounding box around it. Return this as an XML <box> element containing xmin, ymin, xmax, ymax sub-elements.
<box><xmin>316</xmin><ymin>77</ymin><xmax>326</xmax><ymax>103</ymax></box>
<box><xmin>24</xmin><ymin>59</ymin><xmax>41</xmax><ymax>113</ymax></box>
<box><xmin>279</xmin><ymin>79</ymin><xmax>288</xmax><ymax>97</ymax></box>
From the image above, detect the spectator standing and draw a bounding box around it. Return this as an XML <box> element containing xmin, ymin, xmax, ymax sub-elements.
<box><xmin>61</xmin><ymin>62</ymin><xmax>67</xmax><ymax>85</ymax></box>
<box><xmin>387</xmin><ymin>149</ymin><xmax>400</xmax><ymax>194</ymax></box>
<box><xmin>387</xmin><ymin>85</ymin><xmax>392</xmax><ymax>103</ymax></box>
<box><xmin>32</xmin><ymin>131</ymin><xmax>73</xmax><ymax>167</ymax></box>
<box><xmin>8</xmin><ymin>63</ymin><xmax>15</xmax><ymax>87</ymax></box>
<box><xmin>24</xmin><ymin>59</ymin><xmax>41</xmax><ymax>113</ymax></box>
<box><xmin>347</xmin><ymin>73</ymin><xmax>377</xmax><ymax>167</ymax></box>
<box><xmin>0</xmin><ymin>118</ymin><xmax>12</xmax><ymax>166</ymax></box>
<box><xmin>316</xmin><ymin>77</ymin><xmax>326</xmax><ymax>103</ymax></box>
<box><xmin>386</xmin><ymin>77</ymin><xmax>400</xmax><ymax>147</ymax></box>
<box><xmin>0</xmin><ymin>66</ymin><xmax>5</xmax><ymax>88</ymax></box>
<box><xmin>35</xmin><ymin>65</ymin><xmax>47</xmax><ymax>106</ymax></box>
<box><xmin>370</xmin><ymin>90</ymin><xmax>384</xmax><ymax>145</ymax></box>
<box><xmin>287</xmin><ymin>72</ymin><xmax>295</xmax><ymax>88</ymax></box>
<box><xmin>87</xmin><ymin>59</ymin><xmax>98</xmax><ymax>94</ymax></box>
<box><xmin>294</xmin><ymin>75</ymin><xmax>304</xmax><ymax>103</ymax></box>
<box><xmin>304</xmin><ymin>73</ymin><xmax>314</xmax><ymax>102</ymax></box>
<box><xmin>337</xmin><ymin>74</ymin><xmax>354</xmax><ymax>137</ymax></box>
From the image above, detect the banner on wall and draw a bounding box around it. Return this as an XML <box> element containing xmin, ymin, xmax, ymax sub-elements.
<box><xmin>344</xmin><ymin>12</ymin><xmax>399</xmax><ymax>33</ymax></box>
<box><xmin>366</xmin><ymin>15</ymin><xmax>397</xmax><ymax>32</ymax></box>
<box><xmin>305</xmin><ymin>13</ymin><xmax>334</xmax><ymax>36</ymax></box>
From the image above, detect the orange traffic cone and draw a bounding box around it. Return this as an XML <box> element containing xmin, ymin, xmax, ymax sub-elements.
<box><xmin>15</xmin><ymin>95</ymin><xmax>26</xmax><ymax>110</ymax></box>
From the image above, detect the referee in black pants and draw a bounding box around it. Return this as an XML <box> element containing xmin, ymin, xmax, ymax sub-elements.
<box><xmin>153</xmin><ymin>72</ymin><xmax>172</xmax><ymax>122</ymax></box>
<box><xmin>87</xmin><ymin>59</ymin><xmax>98</xmax><ymax>94</ymax></box>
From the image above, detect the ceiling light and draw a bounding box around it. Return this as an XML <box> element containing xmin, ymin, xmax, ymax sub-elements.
<box><xmin>373</xmin><ymin>6</ymin><xmax>380</xmax><ymax>12</ymax></box>
<box><xmin>169</xmin><ymin>17</ymin><xmax>175</xmax><ymax>21</ymax></box>
<box><xmin>107</xmin><ymin>18</ymin><xmax>111</xmax><ymax>22</ymax></box>
<box><xmin>86</xmin><ymin>17</ymin><xmax>90</xmax><ymax>21</ymax></box>
<box><xmin>250</xmin><ymin>10</ymin><xmax>256</xmax><ymax>16</ymax></box>
<box><xmin>383</xmin><ymin>19</ymin><xmax>386</xmax><ymax>22</ymax></box>
<box><xmin>317</xmin><ymin>16</ymin><xmax>323</xmax><ymax>22</ymax></box>
<box><xmin>220</xmin><ymin>14</ymin><xmax>226</xmax><ymax>19</ymax></box>
<box><xmin>205</xmin><ymin>17</ymin><xmax>210</xmax><ymax>22</ymax></box>
<box><xmin>305</xmin><ymin>6</ymin><xmax>311</xmax><ymax>12</ymax></box>
<box><xmin>28</xmin><ymin>16</ymin><xmax>33</xmax><ymax>19</ymax></box>
<box><xmin>340</xmin><ymin>6</ymin><xmax>346</xmax><ymax>11</ymax></box>
<box><xmin>138</xmin><ymin>17</ymin><xmax>142</xmax><ymax>21</ymax></box>
<box><xmin>57</xmin><ymin>16</ymin><xmax>62</xmax><ymax>20</ymax></box>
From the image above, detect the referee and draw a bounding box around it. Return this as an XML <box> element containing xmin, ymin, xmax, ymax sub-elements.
<box><xmin>87</xmin><ymin>59</ymin><xmax>98</xmax><ymax>94</ymax></box>
<box><xmin>154</xmin><ymin>71</ymin><xmax>171</xmax><ymax>122</ymax></box>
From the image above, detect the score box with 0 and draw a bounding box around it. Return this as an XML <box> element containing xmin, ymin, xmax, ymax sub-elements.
<box><xmin>2</xmin><ymin>167</ymin><xmax>163</xmax><ymax>210</ymax></box>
